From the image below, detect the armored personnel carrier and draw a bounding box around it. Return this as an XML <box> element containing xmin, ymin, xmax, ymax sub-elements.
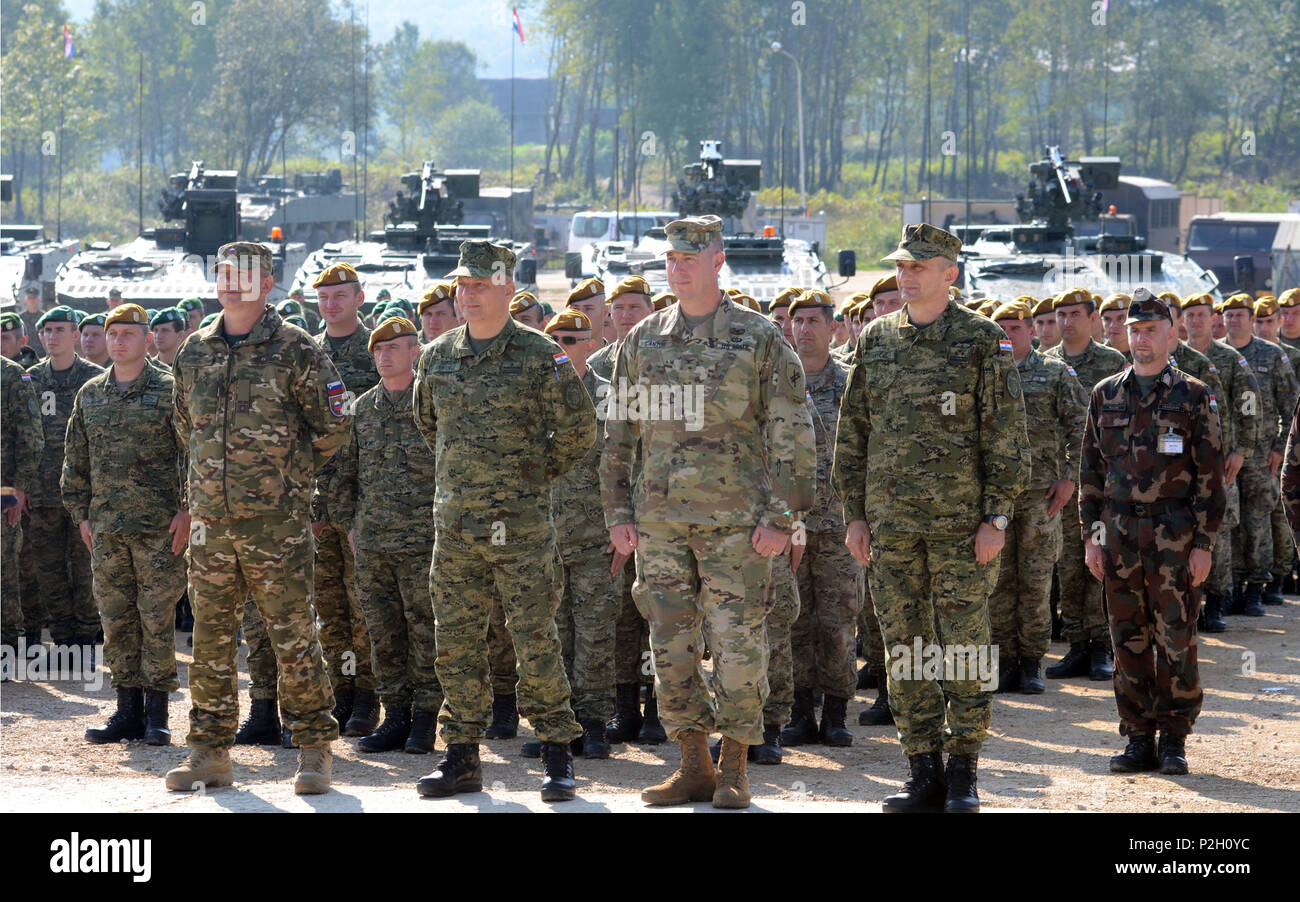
<box><xmin>0</xmin><ymin>175</ymin><xmax>79</xmax><ymax>308</ymax></box>
<box><xmin>238</xmin><ymin>169</ymin><xmax>357</xmax><ymax>252</ymax></box>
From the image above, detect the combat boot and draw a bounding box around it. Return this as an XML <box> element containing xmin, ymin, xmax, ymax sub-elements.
<box><xmin>1046</xmin><ymin>642</ymin><xmax>1090</xmax><ymax>678</ymax></box>
<box><xmin>331</xmin><ymin>686</ymin><xmax>355</xmax><ymax>731</ymax></box>
<box><xmin>293</xmin><ymin>743</ymin><xmax>332</xmax><ymax>795</ymax></box>
<box><xmin>540</xmin><ymin>741</ymin><xmax>577</xmax><ymax>802</ymax></box>
<box><xmin>1157</xmin><ymin>733</ymin><xmax>1188</xmax><ymax>775</ymax></box>
<box><xmin>85</xmin><ymin>687</ymin><xmax>145</xmax><ymax>744</ymax></box>
<box><xmin>521</xmin><ymin>739</ymin><xmax>542</xmax><ymax>758</ymax></box>
<box><xmin>1088</xmin><ymin>640</ymin><xmax>1114</xmax><ymax>681</ymax></box>
<box><xmin>818</xmin><ymin>695</ymin><xmax>853</xmax><ymax>747</ymax></box>
<box><xmin>1201</xmin><ymin>594</ymin><xmax>1228</xmax><ymax>633</ymax></box>
<box><xmin>484</xmin><ymin>693</ymin><xmax>519</xmax><ymax>740</ymax></box>
<box><xmin>642</xmin><ymin>731</ymin><xmax>716</xmax><ymax>805</ymax></box>
<box><xmin>142</xmin><ymin>689</ymin><xmax>171</xmax><ymax>746</ymax></box>
<box><xmin>753</xmin><ymin>723</ymin><xmax>783</xmax><ymax>765</ymax></box>
<box><xmin>856</xmin><ymin>665</ymin><xmax>876</xmax><ymax>690</ymax></box>
<box><xmin>233</xmin><ymin>698</ymin><xmax>281</xmax><ymax>746</ymax></box>
<box><xmin>580</xmin><ymin>718</ymin><xmax>610</xmax><ymax>759</ymax></box>
<box><xmin>1242</xmin><ymin>582</ymin><xmax>1266</xmax><ymax>617</ymax></box>
<box><xmin>1110</xmin><ymin>734</ymin><xmax>1159</xmax><ymax>773</ymax></box>
<box><xmin>1019</xmin><ymin>658</ymin><xmax>1045</xmax><ymax>694</ymax></box>
<box><xmin>344</xmin><ymin>688</ymin><xmax>380</xmax><ymax>737</ymax></box>
<box><xmin>604</xmin><ymin>683</ymin><xmax>643</xmax><ymax>743</ymax></box>
<box><xmin>859</xmin><ymin>670</ymin><xmax>894</xmax><ymax>725</ymax></box>
<box><xmin>713</xmin><ymin>737</ymin><xmax>751</xmax><ymax>809</ymax></box>
<box><xmin>416</xmin><ymin>743</ymin><xmax>483</xmax><ymax>797</ymax></box>
<box><xmin>357</xmin><ymin>704</ymin><xmax>411</xmax><ymax>753</ymax></box>
<box><xmin>996</xmin><ymin>656</ymin><xmax>1021</xmax><ymax>693</ymax></box>
<box><xmin>175</xmin><ymin>595</ymin><xmax>194</xmax><ymax>631</ymax></box>
<box><xmin>882</xmin><ymin>752</ymin><xmax>946</xmax><ymax>813</ymax></box>
<box><xmin>1262</xmin><ymin>575</ymin><xmax>1285</xmax><ymax>606</ymax></box>
<box><xmin>781</xmin><ymin>688</ymin><xmax>820</xmax><ymax>746</ymax></box>
<box><xmin>943</xmin><ymin>754</ymin><xmax>980</xmax><ymax>813</ymax></box>
<box><xmin>637</xmin><ymin>688</ymin><xmax>666</xmax><ymax>744</ymax></box>
<box><xmin>405</xmin><ymin>710</ymin><xmax>437</xmax><ymax>754</ymax></box>
<box><xmin>164</xmin><ymin>747</ymin><xmax>234</xmax><ymax>791</ymax></box>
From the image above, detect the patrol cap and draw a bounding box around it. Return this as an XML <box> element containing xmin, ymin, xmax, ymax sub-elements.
<box><xmin>991</xmin><ymin>301</ymin><xmax>1033</xmax><ymax>322</ymax></box>
<box><xmin>567</xmin><ymin>277</ymin><xmax>605</xmax><ymax>306</ymax></box>
<box><xmin>150</xmin><ymin>307</ymin><xmax>186</xmax><ymax>329</ymax></box>
<box><xmin>0</xmin><ymin>312</ymin><xmax>22</xmax><ymax>332</ymax></box>
<box><xmin>77</xmin><ymin>312</ymin><xmax>106</xmax><ymax>331</ymax></box>
<box><xmin>1053</xmin><ymin>287</ymin><xmax>1094</xmax><ymax>311</ymax></box>
<box><xmin>509</xmin><ymin>292</ymin><xmax>539</xmax><ymax>315</ymax></box>
<box><xmin>1180</xmin><ymin>292</ymin><xmax>1214</xmax><ymax>311</ymax></box>
<box><xmin>211</xmin><ymin>241</ymin><xmax>273</xmax><ymax>274</ymax></box>
<box><xmin>1220</xmin><ymin>292</ymin><xmax>1256</xmax><ymax>314</ymax></box>
<box><xmin>882</xmin><ymin>223</ymin><xmax>961</xmax><ymax>263</ymax></box>
<box><xmin>789</xmin><ymin>290</ymin><xmax>834</xmax><ymax>318</ymax></box>
<box><xmin>178</xmin><ymin>297</ymin><xmax>205</xmax><ymax>313</ymax></box>
<box><xmin>22</xmin><ymin>283</ymin><xmax>40</xmax><ymax>298</ymax></box>
<box><xmin>35</xmin><ymin>305</ymin><xmax>80</xmax><ymax>330</ymax></box>
<box><xmin>664</xmin><ymin>214</ymin><xmax>724</xmax><ymax>253</ymax></box>
<box><xmin>608</xmin><ymin>275</ymin><xmax>651</xmax><ymax>304</ymax></box>
<box><xmin>103</xmin><ymin>303</ymin><xmax>150</xmax><ymax>330</ymax></box>
<box><xmin>1031</xmin><ymin>296</ymin><xmax>1056</xmax><ymax>318</ymax></box>
<box><xmin>544</xmin><ymin>309</ymin><xmax>592</xmax><ymax>335</ymax></box>
<box><xmin>770</xmin><ymin>287</ymin><xmax>802</xmax><ymax>311</ymax></box>
<box><xmin>107</xmin><ymin>287</ymin><xmax>123</xmax><ymax>300</ymax></box>
<box><xmin>368</xmin><ymin>315</ymin><xmax>419</xmax><ymax>351</ymax></box>
<box><xmin>447</xmin><ymin>240</ymin><xmax>516</xmax><ymax>279</ymax></box>
<box><xmin>1277</xmin><ymin>288</ymin><xmax>1300</xmax><ymax>308</ymax></box>
<box><xmin>419</xmin><ymin>281</ymin><xmax>456</xmax><ymax>314</ymax></box>
<box><xmin>1254</xmin><ymin>296</ymin><xmax>1279</xmax><ymax>317</ymax></box>
<box><xmin>312</xmin><ymin>262</ymin><xmax>360</xmax><ymax>289</ymax></box>
<box><xmin>651</xmin><ymin>292</ymin><xmax>675</xmax><ymax>310</ymax></box>
<box><xmin>869</xmin><ymin>275</ymin><xmax>899</xmax><ymax>299</ymax></box>
<box><xmin>1125</xmin><ymin>287</ymin><xmax>1172</xmax><ymax>325</ymax></box>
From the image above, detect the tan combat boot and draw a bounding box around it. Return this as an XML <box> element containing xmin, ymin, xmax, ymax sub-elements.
<box><xmin>294</xmin><ymin>742</ymin><xmax>333</xmax><ymax>795</ymax></box>
<box><xmin>713</xmin><ymin>736</ymin><xmax>751</xmax><ymax>809</ymax></box>
<box><xmin>164</xmin><ymin>747</ymin><xmax>235</xmax><ymax>791</ymax></box>
<box><xmin>641</xmin><ymin>730</ymin><xmax>716</xmax><ymax>805</ymax></box>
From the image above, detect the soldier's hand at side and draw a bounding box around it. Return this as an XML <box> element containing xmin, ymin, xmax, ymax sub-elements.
<box><xmin>168</xmin><ymin>511</ymin><xmax>191</xmax><ymax>555</ymax></box>
<box><xmin>79</xmin><ymin>520</ymin><xmax>93</xmax><ymax>552</ymax></box>
<box><xmin>347</xmin><ymin>529</ymin><xmax>356</xmax><ymax>556</ymax></box>
<box><xmin>1224</xmin><ymin>451</ymin><xmax>1244</xmax><ymax>485</ymax></box>
<box><xmin>752</xmin><ymin>525</ymin><xmax>790</xmax><ymax>558</ymax></box>
<box><xmin>1269</xmin><ymin>450</ymin><xmax>1283</xmax><ymax>477</ymax></box>
<box><xmin>790</xmin><ymin>540</ymin><xmax>804</xmax><ymax>572</ymax></box>
<box><xmin>609</xmin><ymin>524</ymin><xmax>638</xmax><ymax>557</ymax></box>
<box><xmin>974</xmin><ymin>522</ymin><xmax>1005</xmax><ymax>565</ymax></box>
<box><xmin>1045</xmin><ymin>479</ymin><xmax>1075</xmax><ymax>518</ymax></box>
<box><xmin>3</xmin><ymin>489</ymin><xmax>24</xmax><ymax>527</ymax></box>
<box><xmin>1085</xmin><ymin>541</ymin><xmax>1106</xmax><ymax>583</ymax></box>
<box><xmin>311</xmin><ymin>520</ymin><xmax>325</xmax><ymax>540</ymax></box>
<box><xmin>1188</xmin><ymin>548</ymin><xmax>1212</xmax><ymax>586</ymax></box>
<box><xmin>845</xmin><ymin>520</ymin><xmax>871</xmax><ymax>567</ymax></box>
<box><xmin>606</xmin><ymin>542</ymin><xmax>632</xmax><ymax>575</ymax></box>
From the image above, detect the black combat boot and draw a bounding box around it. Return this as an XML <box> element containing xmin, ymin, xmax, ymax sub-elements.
<box><xmin>345</xmin><ymin>688</ymin><xmax>381</xmax><ymax>737</ymax></box>
<box><xmin>233</xmin><ymin>697</ymin><xmax>281</xmax><ymax>746</ymax></box>
<box><xmin>85</xmin><ymin>687</ymin><xmax>145</xmax><ymax>743</ymax></box>
<box><xmin>580</xmin><ymin>718</ymin><xmax>610</xmax><ymax>759</ymax></box>
<box><xmin>604</xmin><ymin>683</ymin><xmax>643</xmax><ymax>743</ymax></box>
<box><xmin>1019</xmin><ymin>658</ymin><xmax>1045</xmax><ymax>694</ymax></box>
<box><xmin>1242</xmin><ymin>582</ymin><xmax>1266</xmax><ymax>617</ymax></box>
<box><xmin>175</xmin><ymin>595</ymin><xmax>194</xmax><ymax>631</ymax></box>
<box><xmin>781</xmin><ymin>688</ymin><xmax>820</xmax><ymax>746</ymax></box>
<box><xmin>1157</xmin><ymin>733</ymin><xmax>1188</xmax><ymax>775</ymax></box>
<box><xmin>540</xmin><ymin>741</ymin><xmax>577</xmax><ymax>802</ymax></box>
<box><xmin>637</xmin><ymin>688</ymin><xmax>667</xmax><ymax>744</ymax></box>
<box><xmin>1222</xmin><ymin>581</ymin><xmax>1243</xmax><ymax>615</ymax></box>
<box><xmin>416</xmin><ymin>743</ymin><xmax>483</xmax><ymax>797</ymax></box>
<box><xmin>331</xmin><ymin>686</ymin><xmax>355</xmax><ymax>730</ymax></box>
<box><xmin>143</xmin><ymin>689</ymin><xmax>171</xmax><ymax>746</ymax></box>
<box><xmin>882</xmin><ymin>752</ymin><xmax>946</xmax><ymax>813</ymax></box>
<box><xmin>1110</xmin><ymin>734</ymin><xmax>1159</xmax><ymax>773</ymax></box>
<box><xmin>859</xmin><ymin>669</ymin><xmax>894</xmax><ymax>725</ymax></box>
<box><xmin>357</xmin><ymin>704</ymin><xmax>411</xmax><ymax>753</ymax></box>
<box><xmin>753</xmin><ymin>723</ymin><xmax>783</xmax><ymax>765</ymax></box>
<box><xmin>1262</xmin><ymin>575</ymin><xmax>1285</xmax><ymax>606</ymax></box>
<box><xmin>520</xmin><ymin>739</ymin><xmax>542</xmax><ymax>758</ymax></box>
<box><xmin>1088</xmin><ymin>640</ymin><xmax>1114</xmax><ymax>681</ymax></box>
<box><xmin>484</xmin><ymin>693</ymin><xmax>519</xmax><ymax>740</ymax></box>
<box><xmin>944</xmin><ymin>754</ymin><xmax>980</xmax><ymax>812</ymax></box>
<box><xmin>1046</xmin><ymin>641</ymin><xmax>1090</xmax><ymax>678</ymax></box>
<box><xmin>818</xmin><ymin>695</ymin><xmax>853</xmax><ymax>747</ymax></box>
<box><xmin>996</xmin><ymin>656</ymin><xmax>1021</xmax><ymax>693</ymax></box>
<box><xmin>404</xmin><ymin>710</ymin><xmax>437</xmax><ymax>754</ymax></box>
<box><xmin>282</xmin><ymin>724</ymin><xmax>298</xmax><ymax>749</ymax></box>
<box><xmin>1201</xmin><ymin>594</ymin><xmax>1227</xmax><ymax>633</ymax></box>
<box><xmin>856</xmin><ymin>665</ymin><xmax>876</xmax><ymax>690</ymax></box>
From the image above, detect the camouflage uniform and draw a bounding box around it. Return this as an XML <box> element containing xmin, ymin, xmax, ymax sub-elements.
<box><xmin>1</xmin><ymin>357</ymin><xmax>43</xmax><ymax>647</ymax></box>
<box><xmin>62</xmin><ymin>364</ymin><xmax>187</xmax><ymax>691</ymax></box>
<box><xmin>487</xmin><ymin>600</ymin><xmax>518</xmax><ymax>694</ymax></box>
<box><xmin>25</xmin><ymin>356</ymin><xmax>103</xmax><ymax>644</ymax></box>
<box><xmin>1078</xmin><ymin>363</ymin><xmax>1225</xmax><ymax>738</ymax></box>
<box><xmin>172</xmin><ymin>304</ymin><xmax>351</xmax><ymax>749</ymax></box>
<box><xmin>20</xmin><ymin>309</ymin><xmax>45</xmax><ymax>358</ymax></box>
<box><xmin>331</xmin><ymin>380</ymin><xmax>442</xmax><ymax>715</ymax></box>
<box><xmin>413</xmin><ymin>316</ymin><xmax>590</xmax><ymax>745</ymax></box>
<box><xmin>1280</xmin><ymin>399</ymin><xmax>1300</xmax><ymax>542</ymax></box>
<box><xmin>602</xmin><ymin>294</ymin><xmax>815</xmax><ymax>745</ymax></box>
<box><xmin>987</xmin><ymin>349</ymin><xmax>1086</xmax><ymax>660</ymax></box>
<box><xmin>762</xmin><ymin>552</ymin><xmax>800</xmax><ymax>725</ymax></box>
<box><xmin>833</xmin><ymin>298</ymin><xmax>1030</xmax><ymax>757</ymax></box>
<box><xmin>1045</xmin><ymin>340</ymin><xmax>1127</xmax><ymax>644</ymax></box>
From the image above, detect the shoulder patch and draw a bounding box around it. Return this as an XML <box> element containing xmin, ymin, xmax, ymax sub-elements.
<box><xmin>20</xmin><ymin>372</ymin><xmax>30</xmax><ymax>382</ymax></box>
<box><xmin>1209</xmin><ymin>394</ymin><xmax>1218</xmax><ymax>413</ymax></box>
<box><xmin>1207</xmin><ymin>363</ymin><xmax>1218</xmax><ymax>373</ymax></box>
<box><xmin>1066</xmin><ymin>365</ymin><xmax>1077</xmax><ymax>377</ymax></box>
<box><xmin>563</xmin><ymin>379</ymin><xmax>585</xmax><ymax>411</ymax></box>
<box><xmin>327</xmin><ymin>380</ymin><xmax>346</xmax><ymax>418</ymax></box>
<box><xmin>998</xmin><ymin>339</ymin><xmax>1013</xmax><ymax>356</ymax></box>
<box><xmin>1238</xmin><ymin>356</ymin><xmax>1248</xmax><ymax>367</ymax></box>
<box><xmin>553</xmin><ymin>351</ymin><xmax>569</xmax><ymax>366</ymax></box>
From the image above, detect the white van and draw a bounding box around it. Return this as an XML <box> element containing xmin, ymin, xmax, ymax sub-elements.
<box><xmin>567</xmin><ymin>210</ymin><xmax>677</xmax><ymax>256</ymax></box>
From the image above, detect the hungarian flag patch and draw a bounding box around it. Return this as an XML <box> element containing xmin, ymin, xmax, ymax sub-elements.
<box><xmin>327</xmin><ymin>380</ymin><xmax>346</xmax><ymax>417</ymax></box>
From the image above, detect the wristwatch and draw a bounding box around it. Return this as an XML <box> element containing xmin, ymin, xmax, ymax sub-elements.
<box><xmin>986</xmin><ymin>515</ymin><xmax>1009</xmax><ymax>531</ymax></box>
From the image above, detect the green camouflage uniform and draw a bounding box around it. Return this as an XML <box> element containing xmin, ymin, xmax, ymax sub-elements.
<box><xmin>413</xmin><ymin>316</ymin><xmax>590</xmax><ymax>745</ymax></box>
<box><xmin>332</xmin><ymin>380</ymin><xmax>442</xmax><ymax>715</ymax></box>
<box><xmin>762</xmin><ymin>550</ymin><xmax>800</xmax><ymax>726</ymax></box>
<box><xmin>602</xmin><ymin>294</ymin><xmax>816</xmax><ymax>745</ymax></box>
<box><xmin>1079</xmin><ymin>364</ymin><xmax>1225</xmax><ymax>737</ymax></box>
<box><xmin>1</xmin><ymin>357</ymin><xmax>43</xmax><ymax>646</ymax></box>
<box><xmin>1045</xmin><ymin>339</ymin><xmax>1127</xmax><ymax>644</ymax></box>
<box><xmin>987</xmin><ymin>350</ymin><xmax>1086</xmax><ymax>660</ymax></box>
<box><xmin>487</xmin><ymin>599</ymin><xmax>518</xmax><ymax>694</ymax></box>
<box><xmin>1280</xmin><ymin>398</ymin><xmax>1300</xmax><ymax>544</ymax></box>
<box><xmin>62</xmin><ymin>364</ymin><xmax>187</xmax><ymax>691</ymax></box>
<box><xmin>173</xmin><ymin>303</ymin><xmax>351</xmax><ymax>749</ymax></box>
<box><xmin>833</xmin><ymin>299</ymin><xmax>1030</xmax><ymax>757</ymax></box>
<box><xmin>26</xmin><ymin>356</ymin><xmax>103</xmax><ymax>644</ymax></box>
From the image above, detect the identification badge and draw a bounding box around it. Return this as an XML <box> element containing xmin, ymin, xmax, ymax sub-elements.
<box><xmin>1158</xmin><ymin>428</ymin><xmax>1184</xmax><ymax>455</ymax></box>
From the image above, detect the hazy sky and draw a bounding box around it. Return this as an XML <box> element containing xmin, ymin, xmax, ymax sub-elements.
<box><xmin>61</xmin><ymin>0</ymin><xmax>550</xmax><ymax>78</ymax></box>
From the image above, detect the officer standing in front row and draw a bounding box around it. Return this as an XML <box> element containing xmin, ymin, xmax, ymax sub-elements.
<box><xmin>1079</xmin><ymin>289</ymin><xmax>1225</xmax><ymax>776</ymax></box>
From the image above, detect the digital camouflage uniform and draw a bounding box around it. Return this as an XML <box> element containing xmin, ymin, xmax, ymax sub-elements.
<box><xmin>332</xmin><ymin>380</ymin><xmax>442</xmax><ymax>715</ymax></box>
<box><xmin>987</xmin><ymin>348</ymin><xmax>1086</xmax><ymax>660</ymax></box>
<box><xmin>413</xmin><ymin>315</ymin><xmax>591</xmax><ymax>746</ymax></box>
<box><xmin>172</xmin><ymin>303</ymin><xmax>352</xmax><ymax>749</ymax></box>
<box><xmin>25</xmin><ymin>355</ymin><xmax>103</xmax><ymax>644</ymax></box>
<box><xmin>762</xmin><ymin>550</ymin><xmax>800</xmax><ymax>726</ymax></box>
<box><xmin>1045</xmin><ymin>339</ymin><xmax>1127</xmax><ymax>644</ymax></box>
<box><xmin>1</xmin><ymin>357</ymin><xmax>43</xmax><ymax>647</ymax></box>
<box><xmin>62</xmin><ymin>363</ymin><xmax>187</xmax><ymax>692</ymax></box>
<box><xmin>1280</xmin><ymin>399</ymin><xmax>1300</xmax><ymax>545</ymax></box>
<box><xmin>602</xmin><ymin>294</ymin><xmax>815</xmax><ymax>746</ymax></box>
<box><xmin>834</xmin><ymin>298</ymin><xmax>1030</xmax><ymax>757</ymax></box>
<box><xmin>1079</xmin><ymin>364</ymin><xmax>1225</xmax><ymax>738</ymax></box>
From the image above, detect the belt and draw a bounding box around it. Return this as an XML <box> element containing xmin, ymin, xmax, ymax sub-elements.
<box><xmin>1108</xmin><ymin>498</ymin><xmax>1186</xmax><ymax>518</ymax></box>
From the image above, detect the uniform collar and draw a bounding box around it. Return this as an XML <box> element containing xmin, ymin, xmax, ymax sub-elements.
<box><xmin>448</xmin><ymin>316</ymin><xmax>518</xmax><ymax>360</ymax></box>
<box><xmin>197</xmin><ymin>304</ymin><xmax>283</xmax><ymax>347</ymax></box>
<box><xmin>657</xmin><ymin>291</ymin><xmax>734</xmax><ymax>340</ymax></box>
<box><xmin>897</xmin><ymin>297</ymin><xmax>960</xmax><ymax>341</ymax></box>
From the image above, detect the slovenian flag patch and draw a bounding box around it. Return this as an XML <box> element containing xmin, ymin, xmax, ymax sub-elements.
<box><xmin>998</xmin><ymin>339</ymin><xmax>1013</xmax><ymax>355</ymax></box>
<box><xmin>327</xmin><ymin>380</ymin><xmax>346</xmax><ymax>417</ymax></box>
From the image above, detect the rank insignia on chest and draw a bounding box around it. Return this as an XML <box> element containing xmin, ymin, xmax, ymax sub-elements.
<box><xmin>998</xmin><ymin>339</ymin><xmax>1013</xmax><ymax>356</ymax></box>
<box><xmin>327</xmin><ymin>380</ymin><xmax>346</xmax><ymax>417</ymax></box>
<box><xmin>502</xmin><ymin>364</ymin><xmax>522</xmax><ymax>375</ymax></box>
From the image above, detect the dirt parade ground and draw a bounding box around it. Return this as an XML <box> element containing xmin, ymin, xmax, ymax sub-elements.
<box><xmin>1</xmin><ymin>595</ymin><xmax>1296</xmax><ymax>814</ymax></box>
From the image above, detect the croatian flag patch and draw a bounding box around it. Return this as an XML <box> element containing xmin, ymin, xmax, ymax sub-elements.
<box><xmin>998</xmin><ymin>339</ymin><xmax>1013</xmax><ymax>355</ymax></box>
<box><xmin>327</xmin><ymin>380</ymin><xmax>346</xmax><ymax>417</ymax></box>
<box><xmin>20</xmin><ymin>372</ymin><xmax>30</xmax><ymax>382</ymax></box>
<box><xmin>553</xmin><ymin>352</ymin><xmax>569</xmax><ymax>366</ymax></box>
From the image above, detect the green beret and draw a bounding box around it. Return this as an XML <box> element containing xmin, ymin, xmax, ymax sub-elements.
<box><xmin>177</xmin><ymin>297</ymin><xmax>205</xmax><ymax>313</ymax></box>
<box><xmin>150</xmin><ymin>307</ymin><xmax>187</xmax><ymax>329</ymax></box>
<box><xmin>284</xmin><ymin>314</ymin><xmax>309</xmax><ymax>330</ymax></box>
<box><xmin>0</xmin><ymin>312</ymin><xmax>22</xmax><ymax>332</ymax></box>
<box><xmin>276</xmin><ymin>299</ymin><xmax>304</xmax><ymax>316</ymax></box>
<box><xmin>35</xmin><ymin>305</ymin><xmax>80</xmax><ymax>331</ymax></box>
<box><xmin>199</xmin><ymin>312</ymin><xmax>220</xmax><ymax>328</ymax></box>
<box><xmin>78</xmin><ymin>312</ymin><xmax>107</xmax><ymax>331</ymax></box>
